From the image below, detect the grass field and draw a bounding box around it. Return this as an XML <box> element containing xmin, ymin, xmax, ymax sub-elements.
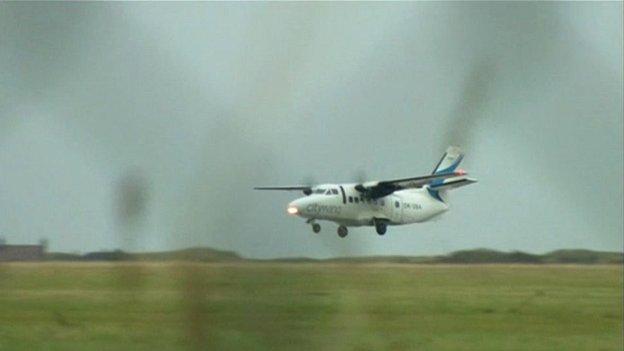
<box><xmin>0</xmin><ymin>263</ymin><xmax>621</xmax><ymax>351</ymax></box>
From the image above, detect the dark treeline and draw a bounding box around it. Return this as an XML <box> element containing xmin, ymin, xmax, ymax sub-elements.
<box><xmin>44</xmin><ymin>247</ymin><xmax>624</xmax><ymax>264</ymax></box>
<box><xmin>46</xmin><ymin>247</ymin><xmax>241</xmax><ymax>263</ymax></box>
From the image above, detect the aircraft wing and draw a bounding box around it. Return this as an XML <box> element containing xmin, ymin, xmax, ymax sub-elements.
<box><xmin>254</xmin><ymin>186</ymin><xmax>314</xmax><ymax>196</ymax></box>
<box><xmin>355</xmin><ymin>171</ymin><xmax>465</xmax><ymax>199</ymax></box>
<box><xmin>254</xmin><ymin>186</ymin><xmax>312</xmax><ymax>191</ymax></box>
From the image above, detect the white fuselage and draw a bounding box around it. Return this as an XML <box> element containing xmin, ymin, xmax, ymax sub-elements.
<box><xmin>287</xmin><ymin>183</ymin><xmax>449</xmax><ymax>227</ymax></box>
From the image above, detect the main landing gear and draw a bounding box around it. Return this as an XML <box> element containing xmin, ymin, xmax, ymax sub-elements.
<box><xmin>374</xmin><ymin>219</ymin><xmax>387</xmax><ymax>236</ymax></box>
<box><xmin>337</xmin><ymin>225</ymin><xmax>348</xmax><ymax>238</ymax></box>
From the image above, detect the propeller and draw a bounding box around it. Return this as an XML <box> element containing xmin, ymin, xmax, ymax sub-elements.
<box><xmin>301</xmin><ymin>175</ymin><xmax>317</xmax><ymax>196</ymax></box>
<box><xmin>352</xmin><ymin>168</ymin><xmax>368</xmax><ymax>185</ymax></box>
<box><xmin>352</xmin><ymin>168</ymin><xmax>378</xmax><ymax>199</ymax></box>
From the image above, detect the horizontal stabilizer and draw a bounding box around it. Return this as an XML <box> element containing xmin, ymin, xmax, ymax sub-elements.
<box><xmin>428</xmin><ymin>177</ymin><xmax>477</xmax><ymax>191</ymax></box>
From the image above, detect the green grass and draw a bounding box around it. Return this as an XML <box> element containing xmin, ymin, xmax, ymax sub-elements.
<box><xmin>0</xmin><ymin>263</ymin><xmax>621</xmax><ymax>351</ymax></box>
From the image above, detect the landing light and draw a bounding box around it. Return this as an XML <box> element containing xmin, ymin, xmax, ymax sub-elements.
<box><xmin>287</xmin><ymin>206</ymin><xmax>299</xmax><ymax>215</ymax></box>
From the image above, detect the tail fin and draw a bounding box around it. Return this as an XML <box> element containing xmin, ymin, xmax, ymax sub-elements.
<box><xmin>432</xmin><ymin>146</ymin><xmax>464</xmax><ymax>175</ymax></box>
<box><xmin>428</xmin><ymin>146</ymin><xmax>471</xmax><ymax>202</ymax></box>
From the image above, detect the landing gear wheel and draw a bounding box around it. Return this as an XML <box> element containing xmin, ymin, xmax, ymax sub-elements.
<box><xmin>312</xmin><ymin>223</ymin><xmax>321</xmax><ymax>233</ymax></box>
<box><xmin>375</xmin><ymin>221</ymin><xmax>387</xmax><ymax>235</ymax></box>
<box><xmin>337</xmin><ymin>226</ymin><xmax>348</xmax><ymax>238</ymax></box>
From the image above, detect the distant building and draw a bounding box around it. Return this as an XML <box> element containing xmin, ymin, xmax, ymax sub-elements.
<box><xmin>0</xmin><ymin>243</ymin><xmax>45</xmax><ymax>261</ymax></box>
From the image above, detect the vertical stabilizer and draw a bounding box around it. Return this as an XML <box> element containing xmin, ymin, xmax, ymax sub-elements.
<box><xmin>432</xmin><ymin>146</ymin><xmax>464</xmax><ymax>175</ymax></box>
<box><xmin>429</xmin><ymin>146</ymin><xmax>465</xmax><ymax>202</ymax></box>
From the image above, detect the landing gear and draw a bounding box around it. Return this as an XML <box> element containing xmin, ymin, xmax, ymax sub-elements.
<box><xmin>337</xmin><ymin>225</ymin><xmax>348</xmax><ymax>238</ymax></box>
<box><xmin>374</xmin><ymin>219</ymin><xmax>387</xmax><ymax>236</ymax></box>
<box><xmin>307</xmin><ymin>219</ymin><xmax>321</xmax><ymax>234</ymax></box>
<box><xmin>312</xmin><ymin>223</ymin><xmax>321</xmax><ymax>233</ymax></box>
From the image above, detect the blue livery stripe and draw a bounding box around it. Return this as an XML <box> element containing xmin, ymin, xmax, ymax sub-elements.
<box><xmin>434</xmin><ymin>154</ymin><xmax>464</xmax><ymax>175</ymax></box>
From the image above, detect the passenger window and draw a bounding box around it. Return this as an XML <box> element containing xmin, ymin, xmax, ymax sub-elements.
<box><xmin>348</xmin><ymin>196</ymin><xmax>353</xmax><ymax>203</ymax></box>
<box><xmin>395</xmin><ymin>201</ymin><xmax>400</xmax><ymax>208</ymax></box>
<box><xmin>380</xmin><ymin>200</ymin><xmax>385</xmax><ymax>206</ymax></box>
<box><xmin>355</xmin><ymin>197</ymin><xmax>359</xmax><ymax>203</ymax></box>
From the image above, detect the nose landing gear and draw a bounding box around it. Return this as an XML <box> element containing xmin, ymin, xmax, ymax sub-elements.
<box><xmin>307</xmin><ymin>219</ymin><xmax>321</xmax><ymax>234</ymax></box>
<box><xmin>312</xmin><ymin>223</ymin><xmax>321</xmax><ymax>233</ymax></box>
<box><xmin>337</xmin><ymin>225</ymin><xmax>348</xmax><ymax>238</ymax></box>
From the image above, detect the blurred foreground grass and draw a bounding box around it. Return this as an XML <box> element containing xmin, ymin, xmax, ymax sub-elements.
<box><xmin>0</xmin><ymin>263</ymin><xmax>621</xmax><ymax>351</ymax></box>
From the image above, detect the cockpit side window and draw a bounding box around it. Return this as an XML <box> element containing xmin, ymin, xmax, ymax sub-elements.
<box><xmin>331</xmin><ymin>189</ymin><xmax>338</xmax><ymax>195</ymax></box>
<box><xmin>314</xmin><ymin>188</ymin><xmax>326</xmax><ymax>194</ymax></box>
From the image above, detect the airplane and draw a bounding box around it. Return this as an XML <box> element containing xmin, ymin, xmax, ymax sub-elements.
<box><xmin>254</xmin><ymin>146</ymin><xmax>476</xmax><ymax>238</ymax></box>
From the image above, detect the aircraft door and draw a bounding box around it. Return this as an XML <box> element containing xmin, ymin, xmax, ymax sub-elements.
<box><xmin>391</xmin><ymin>197</ymin><xmax>403</xmax><ymax>223</ymax></box>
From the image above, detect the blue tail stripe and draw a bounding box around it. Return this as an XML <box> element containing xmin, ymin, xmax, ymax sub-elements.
<box><xmin>429</xmin><ymin>153</ymin><xmax>463</xmax><ymax>201</ymax></box>
<box><xmin>434</xmin><ymin>154</ymin><xmax>464</xmax><ymax>175</ymax></box>
<box><xmin>427</xmin><ymin>187</ymin><xmax>444</xmax><ymax>202</ymax></box>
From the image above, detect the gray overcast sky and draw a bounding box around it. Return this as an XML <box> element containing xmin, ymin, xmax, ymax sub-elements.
<box><xmin>1</xmin><ymin>3</ymin><xmax>622</xmax><ymax>258</ymax></box>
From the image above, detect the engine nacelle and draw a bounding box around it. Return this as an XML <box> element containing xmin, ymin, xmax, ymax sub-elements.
<box><xmin>355</xmin><ymin>181</ymin><xmax>379</xmax><ymax>193</ymax></box>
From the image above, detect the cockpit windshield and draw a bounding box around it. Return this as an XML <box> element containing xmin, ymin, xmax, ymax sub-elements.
<box><xmin>313</xmin><ymin>187</ymin><xmax>338</xmax><ymax>195</ymax></box>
